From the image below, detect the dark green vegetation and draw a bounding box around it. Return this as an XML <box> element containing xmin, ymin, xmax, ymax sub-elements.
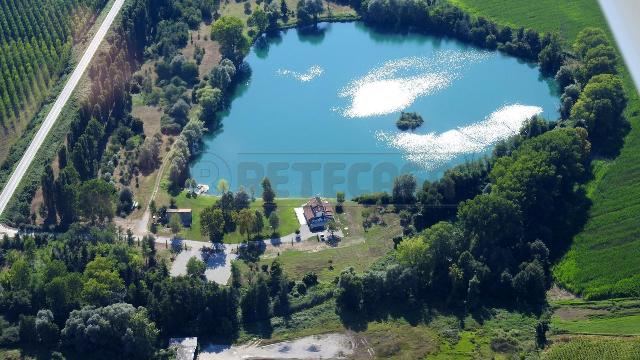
<box><xmin>0</xmin><ymin>0</ymin><xmax>108</xmax><ymax>160</ymax></box>
<box><xmin>453</xmin><ymin>0</ymin><xmax>640</xmax><ymax>302</ymax></box>
<box><xmin>396</xmin><ymin>111</ymin><xmax>424</xmax><ymax>131</ymax></box>
<box><xmin>0</xmin><ymin>226</ymin><xmax>237</xmax><ymax>359</ymax></box>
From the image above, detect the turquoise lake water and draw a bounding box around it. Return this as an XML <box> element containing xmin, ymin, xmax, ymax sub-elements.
<box><xmin>190</xmin><ymin>22</ymin><xmax>560</xmax><ymax>198</ymax></box>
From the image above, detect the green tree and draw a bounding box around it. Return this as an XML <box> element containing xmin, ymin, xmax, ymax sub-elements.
<box><xmin>570</xmin><ymin>73</ymin><xmax>627</xmax><ymax>149</ymax></box>
<box><xmin>396</xmin><ymin>236</ymin><xmax>430</xmax><ymax>270</ymax></box>
<box><xmin>211</xmin><ymin>16</ymin><xmax>250</xmax><ymax>63</ymax></box>
<box><xmin>210</xmin><ymin>59</ymin><xmax>237</xmax><ymax>93</ymax></box>
<box><xmin>169</xmin><ymin>214</ymin><xmax>182</xmax><ymax>238</ymax></box>
<box><xmin>538</xmin><ymin>33</ymin><xmax>563</xmax><ymax>75</ymax></box>
<box><xmin>336</xmin><ymin>191</ymin><xmax>345</xmax><ymax>213</ymax></box>
<box><xmin>55</xmin><ymin>166</ymin><xmax>80</xmax><ymax>227</ymax></box>
<box><xmin>240</xmin><ymin>276</ymin><xmax>271</xmax><ymax>322</ymax></box>
<box><xmin>81</xmin><ymin>257</ymin><xmax>125</xmax><ymax>306</ymax></box>
<box><xmin>268</xmin><ymin>211</ymin><xmax>280</xmax><ymax>234</ymax></box>
<box><xmin>78</xmin><ymin>179</ymin><xmax>117</xmax><ymax>223</ymax></box>
<box><xmin>217</xmin><ymin>178</ymin><xmax>230</xmax><ymax>194</ymax></box>
<box><xmin>261</xmin><ymin>177</ymin><xmax>277</xmax><ymax>215</ymax></box>
<box><xmin>61</xmin><ymin>303</ymin><xmax>158</xmax><ymax>358</ymax></box>
<box><xmin>196</xmin><ymin>85</ymin><xmax>222</xmax><ymax>122</ymax></box>
<box><xmin>186</xmin><ymin>257</ymin><xmax>206</xmax><ymax>278</ymax></box>
<box><xmin>201</xmin><ymin>207</ymin><xmax>225</xmax><ymax>242</ymax></box>
<box><xmin>392</xmin><ymin>174</ymin><xmax>417</xmax><ymax>205</ymax></box>
<box><xmin>253</xmin><ymin>210</ymin><xmax>265</xmax><ymax>234</ymax></box>
<box><xmin>237</xmin><ymin>208</ymin><xmax>256</xmax><ymax>240</ymax></box>
<box><xmin>41</xmin><ymin>164</ymin><xmax>57</xmax><ymax>225</ymax></box>
<box><xmin>336</xmin><ymin>267</ymin><xmax>362</xmax><ymax>312</ymax></box>
<box><xmin>248</xmin><ymin>8</ymin><xmax>269</xmax><ymax>34</ymax></box>
<box><xmin>35</xmin><ymin>309</ymin><xmax>59</xmax><ymax>349</ymax></box>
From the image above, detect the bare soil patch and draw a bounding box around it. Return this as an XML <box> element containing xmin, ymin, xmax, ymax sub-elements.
<box><xmin>182</xmin><ymin>22</ymin><xmax>221</xmax><ymax>77</ymax></box>
<box><xmin>554</xmin><ymin>307</ymin><xmax>610</xmax><ymax>321</ymax></box>
<box><xmin>132</xmin><ymin>105</ymin><xmax>163</xmax><ymax>137</ymax></box>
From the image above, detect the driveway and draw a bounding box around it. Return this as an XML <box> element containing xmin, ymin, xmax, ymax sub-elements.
<box><xmin>158</xmin><ymin>224</ymin><xmax>343</xmax><ymax>285</ymax></box>
<box><xmin>168</xmin><ymin>238</ymin><xmax>237</xmax><ymax>284</ymax></box>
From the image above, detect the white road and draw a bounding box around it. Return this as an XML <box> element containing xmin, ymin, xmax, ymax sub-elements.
<box><xmin>0</xmin><ymin>0</ymin><xmax>125</xmax><ymax>221</ymax></box>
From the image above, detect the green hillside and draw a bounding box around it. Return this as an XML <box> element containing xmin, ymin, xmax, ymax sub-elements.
<box><xmin>450</xmin><ymin>0</ymin><xmax>640</xmax><ymax>298</ymax></box>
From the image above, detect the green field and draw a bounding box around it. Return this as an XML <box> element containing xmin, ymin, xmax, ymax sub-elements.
<box><xmin>542</xmin><ymin>337</ymin><xmax>640</xmax><ymax>360</ymax></box>
<box><xmin>165</xmin><ymin>192</ymin><xmax>303</xmax><ymax>243</ymax></box>
<box><xmin>450</xmin><ymin>0</ymin><xmax>640</xmax><ymax>299</ymax></box>
<box><xmin>550</xmin><ymin>298</ymin><xmax>640</xmax><ymax>336</ymax></box>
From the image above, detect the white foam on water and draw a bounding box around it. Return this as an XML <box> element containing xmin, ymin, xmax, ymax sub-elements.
<box><xmin>339</xmin><ymin>50</ymin><xmax>490</xmax><ymax>118</ymax></box>
<box><xmin>376</xmin><ymin>104</ymin><xmax>544</xmax><ymax>169</ymax></box>
<box><xmin>277</xmin><ymin>65</ymin><xmax>324</xmax><ymax>82</ymax></box>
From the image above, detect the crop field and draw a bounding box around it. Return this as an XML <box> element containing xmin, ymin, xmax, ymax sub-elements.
<box><xmin>450</xmin><ymin>0</ymin><xmax>640</xmax><ymax>299</ymax></box>
<box><xmin>542</xmin><ymin>337</ymin><xmax>640</xmax><ymax>360</ymax></box>
<box><xmin>550</xmin><ymin>298</ymin><xmax>640</xmax><ymax>336</ymax></box>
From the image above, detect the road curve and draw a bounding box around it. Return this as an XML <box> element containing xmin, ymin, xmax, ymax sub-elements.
<box><xmin>0</xmin><ymin>0</ymin><xmax>125</xmax><ymax>219</ymax></box>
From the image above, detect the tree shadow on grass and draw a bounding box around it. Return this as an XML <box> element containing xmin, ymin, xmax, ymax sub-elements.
<box><xmin>243</xmin><ymin>319</ymin><xmax>273</xmax><ymax>339</ymax></box>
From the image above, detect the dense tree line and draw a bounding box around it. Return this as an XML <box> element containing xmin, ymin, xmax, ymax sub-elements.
<box><xmin>356</xmin><ymin>0</ymin><xmax>561</xmax><ymax>66</ymax></box>
<box><xmin>0</xmin><ymin>223</ymin><xmax>240</xmax><ymax>358</ymax></box>
<box><xmin>0</xmin><ymin>0</ymin><xmax>107</xmax><ymax>126</ymax></box>
<box><xmin>338</xmin><ymin>127</ymin><xmax>591</xmax><ymax>315</ymax></box>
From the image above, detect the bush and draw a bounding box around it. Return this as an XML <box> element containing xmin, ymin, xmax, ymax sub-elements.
<box><xmin>352</xmin><ymin>192</ymin><xmax>391</xmax><ymax>205</ymax></box>
<box><xmin>302</xmin><ymin>272</ymin><xmax>318</xmax><ymax>287</ymax></box>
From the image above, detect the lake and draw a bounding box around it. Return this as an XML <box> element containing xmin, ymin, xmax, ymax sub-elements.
<box><xmin>190</xmin><ymin>22</ymin><xmax>560</xmax><ymax>198</ymax></box>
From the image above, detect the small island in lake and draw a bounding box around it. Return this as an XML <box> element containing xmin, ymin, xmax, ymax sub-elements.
<box><xmin>396</xmin><ymin>111</ymin><xmax>424</xmax><ymax>131</ymax></box>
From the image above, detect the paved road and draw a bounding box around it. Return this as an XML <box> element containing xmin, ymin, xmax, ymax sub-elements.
<box><xmin>0</xmin><ymin>0</ymin><xmax>125</xmax><ymax>220</ymax></box>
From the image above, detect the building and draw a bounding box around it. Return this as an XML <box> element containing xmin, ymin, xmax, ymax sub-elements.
<box><xmin>169</xmin><ymin>337</ymin><xmax>197</xmax><ymax>360</ymax></box>
<box><xmin>303</xmin><ymin>196</ymin><xmax>334</xmax><ymax>231</ymax></box>
<box><xmin>166</xmin><ymin>208</ymin><xmax>192</xmax><ymax>227</ymax></box>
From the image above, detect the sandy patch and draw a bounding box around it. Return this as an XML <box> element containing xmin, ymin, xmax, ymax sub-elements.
<box><xmin>199</xmin><ymin>333</ymin><xmax>356</xmax><ymax>360</ymax></box>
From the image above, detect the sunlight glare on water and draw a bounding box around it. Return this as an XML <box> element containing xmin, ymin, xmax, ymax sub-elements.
<box><xmin>277</xmin><ymin>65</ymin><xmax>324</xmax><ymax>82</ymax></box>
<box><xmin>339</xmin><ymin>51</ymin><xmax>490</xmax><ymax>118</ymax></box>
<box><xmin>376</xmin><ymin>104</ymin><xmax>543</xmax><ymax>169</ymax></box>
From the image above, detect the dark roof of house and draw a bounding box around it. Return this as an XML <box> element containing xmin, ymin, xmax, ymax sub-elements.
<box><xmin>303</xmin><ymin>197</ymin><xmax>334</xmax><ymax>222</ymax></box>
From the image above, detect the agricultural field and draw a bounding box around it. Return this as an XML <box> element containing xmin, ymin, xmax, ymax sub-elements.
<box><xmin>550</xmin><ymin>298</ymin><xmax>640</xmax><ymax>336</ymax></box>
<box><xmin>542</xmin><ymin>337</ymin><xmax>640</xmax><ymax>360</ymax></box>
<box><xmin>452</xmin><ymin>0</ymin><xmax>640</xmax><ymax>300</ymax></box>
<box><xmin>0</xmin><ymin>0</ymin><xmax>107</xmax><ymax>163</ymax></box>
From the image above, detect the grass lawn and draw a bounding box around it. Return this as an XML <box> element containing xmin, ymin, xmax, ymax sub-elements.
<box><xmin>449</xmin><ymin>0</ymin><xmax>640</xmax><ymax>299</ymax></box>
<box><xmin>164</xmin><ymin>192</ymin><xmax>304</xmax><ymax>243</ymax></box>
<box><xmin>259</xmin><ymin>208</ymin><xmax>402</xmax><ymax>281</ymax></box>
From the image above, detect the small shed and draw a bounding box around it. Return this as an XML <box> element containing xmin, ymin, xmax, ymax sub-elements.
<box><xmin>167</xmin><ymin>208</ymin><xmax>193</xmax><ymax>227</ymax></box>
<box><xmin>169</xmin><ymin>337</ymin><xmax>198</xmax><ymax>360</ymax></box>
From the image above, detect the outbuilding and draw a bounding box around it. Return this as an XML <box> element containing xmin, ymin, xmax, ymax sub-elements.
<box><xmin>166</xmin><ymin>208</ymin><xmax>193</xmax><ymax>227</ymax></box>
